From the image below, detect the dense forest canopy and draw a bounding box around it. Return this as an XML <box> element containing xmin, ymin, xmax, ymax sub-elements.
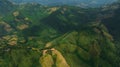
<box><xmin>0</xmin><ymin>0</ymin><xmax>120</xmax><ymax>67</ymax></box>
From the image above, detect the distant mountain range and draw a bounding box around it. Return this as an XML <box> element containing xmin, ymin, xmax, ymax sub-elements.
<box><xmin>9</xmin><ymin>0</ymin><xmax>117</xmax><ymax>7</ymax></box>
<box><xmin>0</xmin><ymin>0</ymin><xmax>120</xmax><ymax>67</ymax></box>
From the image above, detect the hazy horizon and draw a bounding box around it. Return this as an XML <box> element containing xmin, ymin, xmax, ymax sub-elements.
<box><xmin>9</xmin><ymin>0</ymin><xmax>117</xmax><ymax>6</ymax></box>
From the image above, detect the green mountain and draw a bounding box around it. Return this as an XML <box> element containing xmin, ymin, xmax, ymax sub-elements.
<box><xmin>0</xmin><ymin>0</ymin><xmax>16</xmax><ymax>16</ymax></box>
<box><xmin>0</xmin><ymin>1</ymin><xmax>120</xmax><ymax>67</ymax></box>
<box><xmin>9</xmin><ymin>0</ymin><xmax>117</xmax><ymax>7</ymax></box>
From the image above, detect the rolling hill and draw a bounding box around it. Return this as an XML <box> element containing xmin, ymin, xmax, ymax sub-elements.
<box><xmin>0</xmin><ymin>0</ymin><xmax>120</xmax><ymax>67</ymax></box>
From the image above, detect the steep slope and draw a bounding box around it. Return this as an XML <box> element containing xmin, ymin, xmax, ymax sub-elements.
<box><xmin>42</xmin><ymin>6</ymin><xmax>99</xmax><ymax>33</ymax></box>
<box><xmin>40</xmin><ymin>48</ymin><xmax>70</xmax><ymax>67</ymax></box>
<box><xmin>100</xmin><ymin>3</ymin><xmax>120</xmax><ymax>66</ymax></box>
<box><xmin>101</xmin><ymin>3</ymin><xmax>120</xmax><ymax>41</ymax></box>
<box><xmin>42</xmin><ymin>22</ymin><xmax>117</xmax><ymax>67</ymax></box>
<box><xmin>0</xmin><ymin>0</ymin><xmax>16</xmax><ymax>16</ymax></box>
<box><xmin>0</xmin><ymin>22</ymin><xmax>117</xmax><ymax>67</ymax></box>
<box><xmin>0</xmin><ymin>1</ymin><xmax>119</xmax><ymax>67</ymax></box>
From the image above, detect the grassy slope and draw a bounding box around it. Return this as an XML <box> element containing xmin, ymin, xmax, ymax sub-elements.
<box><xmin>0</xmin><ymin>2</ymin><xmax>119</xmax><ymax>67</ymax></box>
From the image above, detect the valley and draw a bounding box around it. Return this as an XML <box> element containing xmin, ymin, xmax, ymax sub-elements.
<box><xmin>0</xmin><ymin>0</ymin><xmax>120</xmax><ymax>67</ymax></box>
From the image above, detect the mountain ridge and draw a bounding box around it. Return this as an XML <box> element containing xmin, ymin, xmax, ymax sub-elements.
<box><xmin>0</xmin><ymin>0</ymin><xmax>120</xmax><ymax>67</ymax></box>
<box><xmin>9</xmin><ymin>0</ymin><xmax>117</xmax><ymax>7</ymax></box>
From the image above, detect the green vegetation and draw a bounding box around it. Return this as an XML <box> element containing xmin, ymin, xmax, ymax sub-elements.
<box><xmin>0</xmin><ymin>0</ymin><xmax>120</xmax><ymax>67</ymax></box>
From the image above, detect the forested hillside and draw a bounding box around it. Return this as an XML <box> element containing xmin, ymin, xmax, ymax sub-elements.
<box><xmin>0</xmin><ymin>0</ymin><xmax>120</xmax><ymax>67</ymax></box>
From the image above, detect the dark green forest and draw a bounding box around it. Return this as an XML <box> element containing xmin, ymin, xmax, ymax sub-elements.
<box><xmin>0</xmin><ymin>0</ymin><xmax>120</xmax><ymax>67</ymax></box>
